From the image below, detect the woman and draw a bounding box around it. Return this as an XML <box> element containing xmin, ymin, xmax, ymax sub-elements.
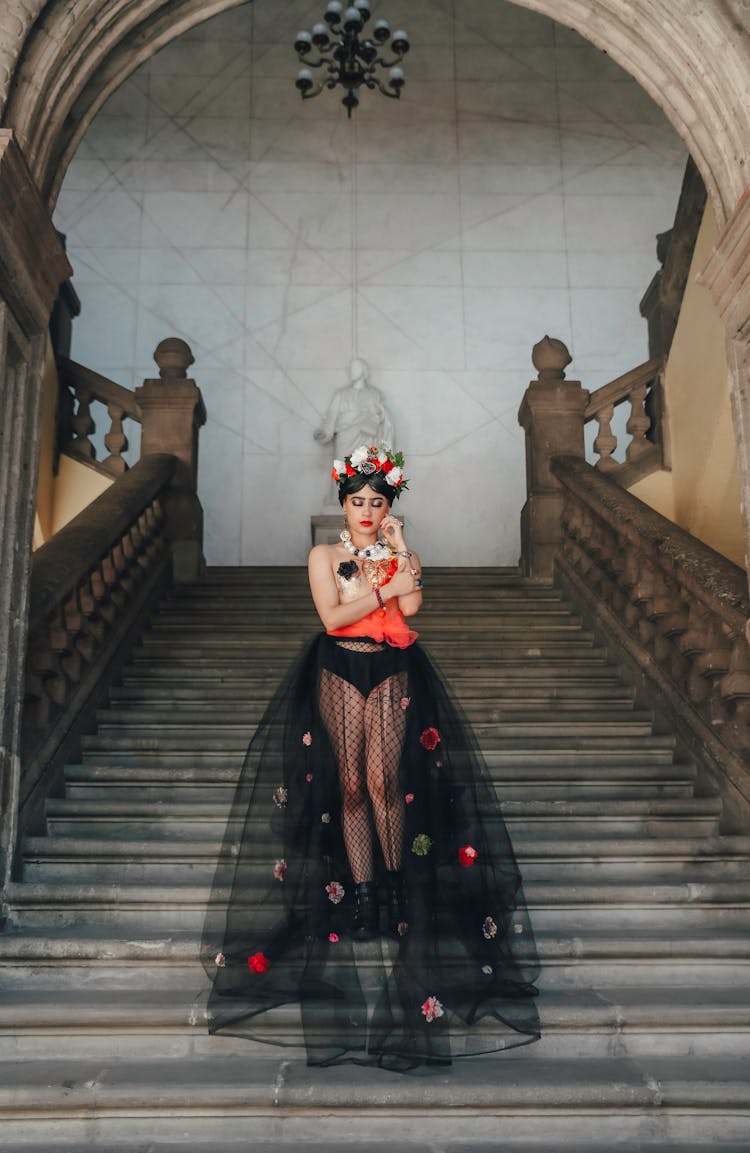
<box><xmin>203</xmin><ymin>446</ymin><xmax>540</xmax><ymax>1070</ymax></box>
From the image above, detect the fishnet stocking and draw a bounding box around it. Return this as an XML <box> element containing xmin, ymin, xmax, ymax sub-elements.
<box><xmin>319</xmin><ymin>658</ymin><xmax>408</xmax><ymax>884</ymax></box>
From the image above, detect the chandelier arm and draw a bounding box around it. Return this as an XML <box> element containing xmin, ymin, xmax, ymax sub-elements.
<box><xmin>374</xmin><ymin>52</ymin><xmax>407</xmax><ymax>68</ymax></box>
<box><xmin>296</xmin><ymin>52</ymin><xmax>334</xmax><ymax>69</ymax></box>
<box><xmin>370</xmin><ymin>79</ymin><xmax>401</xmax><ymax>100</ymax></box>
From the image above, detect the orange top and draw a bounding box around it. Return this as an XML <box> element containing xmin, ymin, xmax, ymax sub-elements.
<box><xmin>328</xmin><ymin>600</ymin><xmax>418</xmax><ymax>649</ymax></box>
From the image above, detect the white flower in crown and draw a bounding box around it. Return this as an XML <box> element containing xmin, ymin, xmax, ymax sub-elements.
<box><xmin>332</xmin><ymin>459</ymin><xmax>346</xmax><ymax>479</ymax></box>
<box><xmin>386</xmin><ymin>465</ymin><xmax>402</xmax><ymax>487</ymax></box>
<box><xmin>349</xmin><ymin>445</ymin><xmax>369</xmax><ymax>467</ymax></box>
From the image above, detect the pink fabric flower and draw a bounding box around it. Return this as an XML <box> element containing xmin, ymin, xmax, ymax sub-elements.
<box><xmin>421</xmin><ymin>995</ymin><xmax>444</xmax><ymax>1022</ymax></box>
<box><xmin>329</xmin><ymin>932</ymin><xmax>339</xmax><ymax>943</ymax></box>
<box><xmin>458</xmin><ymin>845</ymin><xmax>478</xmax><ymax>868</ymax></box>
<box><xmin>400</xmin><ymin>697</ymin><xmax>410</xmax><ymax>710</ymax></box>
<box><xmin>248</xmin><ymin>952</ymin><xmax>271</xmax><ymax>974</ymax></box>
<box><xmin>405</xmin><ymin>792</ymin><xmax>415</xmax><ymax>805</ymax></box>
<box><xmin>273</xmin><ymin>858</ymin><xmax>287</xmax><ymax>882</ymax></box>
<box><xmin>214</xmin><ymin>952</ymin><xmax>226</xmax><ymax>968</ymax></box>
<box><xmin>326</xmin><ymin>881</ymin><xmax>345</xmax><ymax>905</ymax></box>
<box><xmin>306</xmin><ymin>773</ymin><xmax>313</xmax><ymax>782</ymax></box>
<box><xmin>302</xmin><ymin>731</ymin><xmax>312</xmax><ymax>746</ymax></box>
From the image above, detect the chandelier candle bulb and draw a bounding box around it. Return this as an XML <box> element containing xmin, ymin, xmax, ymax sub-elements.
<box><xmin>294</xmin><ymin>30</ymin><xmax>313</xmax><ymax>52</ymax></box>
<box><xmin>373</xmin><ymin>18</ymin><xmax>390</xmax><ymax>41</ymax></box>
<box><xmin>354</xmin><ymin>0</ymin><xmax>371</xmax><ymax>17</ymax></box>
<box><xmin>389</xmin><ymin>65</ymin><xmax>405</xmax><ymax>88</ymax></box>
<box><xmin>392</xmin><ymin>30</ymin><xmax>410</xmax><ymax>53</ymax></box>
<box><xmin>312</xmin><ymin>22</ymin><xmax>330</xmax><ymax>44</ymax></box>
<box><xmin>344</xmin><ymin>6</ymin><xmax>363</xmax><ymax>30</ymax></box>
<box><xmin>296</xmin><ymin>68</ymin><xmax>314</xmax><ymax>91</ymax></box>
<box><xmin>326</xmin><ymin>0</ymin><xmax>344</xmax><ymax>16</ymax></box>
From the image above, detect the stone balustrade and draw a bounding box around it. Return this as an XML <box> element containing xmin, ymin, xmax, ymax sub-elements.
<box><xmin>20</xmin><ymin>454</ymin><xmax>177</xmax><ymax>835</ymax></box>
<box><xmin>585</xmin><ymin>356</ymin><xmax>664</xmax><ymax>484</ymax></box>
<box><xmin>552</xmin><ymin>452</ymin><xmax>750</xmax><ymax>828</ymax></box>
<box><xmin>57</xmin><ymin>357</ymin><xmax>143</xmax><ymax>477</ymax></box>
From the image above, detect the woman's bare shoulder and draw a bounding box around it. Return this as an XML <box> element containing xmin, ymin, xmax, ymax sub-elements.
<box><xmin>308</xmin><ymin>543</ymin><xmax>340</xmax><ymax>569</ymax></box>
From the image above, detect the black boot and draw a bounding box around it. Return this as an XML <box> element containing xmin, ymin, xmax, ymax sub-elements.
<box><xmin>387</xmin><ymin>870</ymin><xmax>409</xmax><ymax>938</ymax></box>
<box><xmin>352</xmin><ymin>881</ymin><xmax>379</xmax><ymax>941</ymax></box>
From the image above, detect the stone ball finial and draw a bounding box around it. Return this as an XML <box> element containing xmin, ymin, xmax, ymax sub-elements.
<box><xmin>154</xmin><ymin>338</ymin><xmax>195</xmax><ymax>380</ymax></box>
<box><xmin>532</xmin><ymin>335</ymin><xmax>572</xmax><ymax>381</ymax></box>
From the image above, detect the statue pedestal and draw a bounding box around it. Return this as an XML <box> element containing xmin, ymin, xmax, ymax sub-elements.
<box><xmin>311</xmin><ymin>514</ymin><xmax>343</xmax><ymax>547</ymax></box>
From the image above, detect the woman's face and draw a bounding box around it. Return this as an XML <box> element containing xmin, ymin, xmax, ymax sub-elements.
<box><xmin>343</xmin><ymin>484</ymin><xmax>391</xmax><ymax>536</ymax></box>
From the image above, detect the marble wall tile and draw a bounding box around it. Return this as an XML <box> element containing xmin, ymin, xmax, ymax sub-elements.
<box><xmin>59</xmin><ymin>0</ymin><xmax>687</xmax><ymax>565</ymax></box>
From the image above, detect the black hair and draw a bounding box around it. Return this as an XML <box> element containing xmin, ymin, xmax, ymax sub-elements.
<box><xmin>337</xmin><ymin>471</ymin><xmax>395</xmax><ymax>506</ymax></box>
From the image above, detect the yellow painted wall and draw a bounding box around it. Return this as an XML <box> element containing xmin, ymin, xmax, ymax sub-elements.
<box><xmin>33</xmin><ymin>345</ymin><xmax>113</xmax><ymax>550</ymax></box>
<box><xmin>630</xmin><ymin>200</ymin><xmax>744</xmax><ymax>566</ymax></box>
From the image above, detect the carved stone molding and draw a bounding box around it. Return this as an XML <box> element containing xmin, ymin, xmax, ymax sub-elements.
<box><xmin>0</xmin><ymin>130</ymin><xmax>70</xmax><ymax>334</ymax></box>
<box><xmin>699</xmin><ymin>190</ymin><xmax>750</xmax><ymax>334</ymax></box>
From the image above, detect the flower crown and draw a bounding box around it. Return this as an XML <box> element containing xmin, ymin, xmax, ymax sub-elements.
<box><xmin>331</xmin><ymin>445</ymin><xmax>408</xmax><ymax>498</ymax></box>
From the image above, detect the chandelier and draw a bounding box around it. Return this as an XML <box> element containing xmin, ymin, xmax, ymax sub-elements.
<box><xmin>294</xmin><ymin>1</ymin><xmax>410</xmax><ymax>118</ymax></box>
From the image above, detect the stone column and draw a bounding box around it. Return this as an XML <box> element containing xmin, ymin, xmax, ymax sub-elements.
<box><xmin>517</xmin><ymin>336</ymin><xmax>589</xmax><ymax>579</ymax></box>
<box><xmin>135</xmin><ymin>338</ymin><xmax>207</xmax><ymax>582</ymax></box>
<box><xmin>0</xmin><ymin>131</ymin><xmax>71</xmax><ymax>892</ymax></box>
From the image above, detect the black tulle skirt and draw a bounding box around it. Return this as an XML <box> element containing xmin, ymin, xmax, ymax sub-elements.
<box><xmin>202</xmin><ymin>633</ymin><xmax>540</xmax><ymax>1070</ymax></box>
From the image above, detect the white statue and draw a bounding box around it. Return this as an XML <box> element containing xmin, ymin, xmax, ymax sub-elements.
<box><xmin>314</xmin><ymin>357</ymin><xmax>394</xmax><ymax>462</ymax></box>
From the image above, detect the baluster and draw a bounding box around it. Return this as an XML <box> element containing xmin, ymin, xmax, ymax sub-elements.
<box><xmin>103</xmin><ymin>403</ymin><xmax>129</xmax><ymax>475</ymax></box>
<box><xmin>625</xmin><ymin>381</ymin><xmax>651</xmax><ymax>460</ymax></box>
<box><xmin>69</xmin><ymin>385</ymin><xmax>96</xmax><ymax>460</ymax></box>
<box><xmin>593</xmin><ymin>403</ymin><xmax>617</xmax><ymax>471</ymax></box>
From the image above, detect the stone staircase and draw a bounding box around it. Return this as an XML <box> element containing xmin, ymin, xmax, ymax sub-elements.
<box><xmin>1</xmin><ymin>566</ymin><xmax>749</xmax><ymax>1152</ymax></box>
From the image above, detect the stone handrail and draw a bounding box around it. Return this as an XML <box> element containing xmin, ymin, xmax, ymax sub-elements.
<box><xmin>57</xmin><ymin>356</ymin><xmax>142</xmax><ymax>477</ymax></box>
<box><xmin>25</xmin><ymin>453</ymin><xmax>176</xmax><ymax>736</ymax></box>
<box><xmin>551</xmin><ymin>452</ymin><xmax>750</xmax><ymax>827</ymax></box>
<box><xmin>20</xmin><ymin>453</ymin><xmax>177</xmax><ymax>848</ymax></box>
<box><xmin>584</xmin><ymin>356</ymin><xmax>663</xmax><ymax>484</ymax></box>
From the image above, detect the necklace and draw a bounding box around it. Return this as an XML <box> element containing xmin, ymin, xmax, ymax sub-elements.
<box><xmin>340</xmin><ymin>530</ymin><xmax>391</xmax><ymax>561</ymax></box>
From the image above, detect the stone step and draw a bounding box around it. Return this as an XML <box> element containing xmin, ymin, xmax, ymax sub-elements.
<box><xmin>120</xmin><ymin>662</ymin><xmax>622</xmax><ymax>685</ymax></box>
<box><xmin>2</xmin><ymin>987</ymin><xmax>750</xmax><ymax>1064</ymax></box>
<box><xmin>110</xmin><ymin>680</ymin><xmax>636</xmax><ymax>703</ymax></box>
<box><xmin>90</xmin><ymin>713</ymin><xmax>658</xmax><ymax>741</ymax></box>
<box><xmin>21</xmin><ymin>843</ymin><xmax>750</xmax><ymax>884</ymax></box>
<box><xmin>6</xmin><ymin>876</ymin><xmax>748</xmax><ymax>933</ymax></box>
<box><xmin>0</xmin><ymin>1053</ymin><xmax>748</xmax><ymax>1150</ymax></box>
<box><xmin>3</xmin><ymin>928</ymin><xmax>750</xmax><ymax>989</ymax></box>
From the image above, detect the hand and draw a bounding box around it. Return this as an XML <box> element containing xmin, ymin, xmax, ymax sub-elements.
<box><xmin>380</xmin><ymin>513</ymin><xmax>406</xmax><ymax>550</ymax></box>
<box><xmin>384</xmin><ymin>566</ymin><xmax>419</xmax><ymax>599</ymax></box>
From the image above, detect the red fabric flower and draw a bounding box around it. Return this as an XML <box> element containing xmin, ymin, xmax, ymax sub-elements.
<box><xmin>381</xmin><ymin>458</ymin><xmax>393</xmax><ymax>474</ymax></box>
<box><xmin>248</xmin><ymin>952</ymin><xmax>271</xmax><ymax>974</ymax></box>
<box><xmin>421</xmin><ymin>995</ymin><xmax>444</xmax><ymax>1022</ymax></box>
<box><xmin>458</xmin><ymin>844</ymin><xmax>478</xmax><ymax>868</ymax></box>
<box><xmin>346</xmin><ymin>463</ymin><xmax>356</xmax><ymax>476</ymax></box>
<box><xmin>419</xmin><ymin>727</ymin><xmax>441</xmax><ymax>751</ymax></box>
<box><xmin>331</xmin><ymin>467</ymin><xmax>338</xmax><ymax>480</ymax></box>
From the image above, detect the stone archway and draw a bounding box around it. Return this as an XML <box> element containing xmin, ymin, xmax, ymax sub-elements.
<box><xmin>1</xmin><ymin>0</ymin><xmax>749</xmax><ymax>221</ymax></box>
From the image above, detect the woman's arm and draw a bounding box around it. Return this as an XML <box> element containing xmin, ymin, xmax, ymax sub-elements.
<box><xmin>308</xmin><ymin>546</ymin><xmax>415</xmax><ymax>632</ymax></box>
<box><xmin>396</xmin><ymin>549</ymin><xmax>423</xmax><ymax>618</ymax></box>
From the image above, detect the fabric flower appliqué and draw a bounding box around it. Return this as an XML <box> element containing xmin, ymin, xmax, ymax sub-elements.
<box><xmin>481</xmin><ymin>965</ymin><xmax>493</xmax><ymax>976</ymax></box>
<box><xmin>306</xmin><ymin>773</ymin><xmax>313</xmax><ymax>783</ymax></box>
<box><xmin>272</xmin><ymin>786</ymin><xmax>288</xmax><ymax>809</ymax></box>
<box><xmin>302</xmin><ymin>731</ymin><xmax>312</xmax><ymax>746</ymax></box>
<box><xmin>273</xmin><ymin>858</ymin><xmax>287</xmax><ymax>882</ymax></box>
<box><xmin>321</xmin><ymin>812</ymin><xmax>331</xmax><ymax>824</ymax></box>
<box><xmin>326</xmin><ymin>881</ymin><xmax>345</xmax><ymax>905</ymax></box>
<box><xmin>419</xmin><ymin>727</ymin><xmax>441</xmax><ymax>751</ymax></box>
<box><xmin>482</xmin><ymin>916</ymin><xmax>498</xmax><ymax>940</ymax></box>
<box><xmin>411</xmin><ymin>833</ymin><xmax>432</xmax><ymax>857</ymax></box>
<box><xmin>329</xmin><ymin>932</ymin><xmax>339</xmax><ymax>943</ymax></box>
<box><xmin>337</xmin><ymin>560</ymin><xmax>359</xmax><ymax>580</ymax></box>
<box><xmin>214</xmin><ymin>952</ymin><xmax>226</xmax><ymax>968</ymax></box>
<box><xmin>513</xmin><ymin>922</ymin><xmax>525</xmax><ymax>934</ymax></box>
<box><xmin>421</xmin><ymin>995</ymin><xmax>444</xmax><ymax>1023</ymax></box>
<box><xmin>248</xmin><ymin>952</ymin><xmax>271</xmax><ymax>974</ymax></box>
<box><xmin>458</xmin><ymin>844</ymin><xmax>478</xmax><ymax>868</ymax></box>
<box><xmin>400</xmin><ymin>697</ymin><xmax>410</xmax><ymax>710</ymax></box>
<box><xmin>405</xmin><ymin>792</ymin><xmax>415</xmax><ymax>805</ymax></box>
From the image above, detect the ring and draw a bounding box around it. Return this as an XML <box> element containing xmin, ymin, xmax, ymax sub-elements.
<box><xmin>409</xmin><ymin>568</ymin><xmax>418</xmax><ymax>576</ymax></box>
<box><xmin>416</xmin><ymin>578</ymin><xmax>423</xmax><ymax>588</ymax></box>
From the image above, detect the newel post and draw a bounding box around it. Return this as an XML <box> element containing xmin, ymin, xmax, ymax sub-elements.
<box><xmin>135</xmin><ymin>338</ymin><xmax>207</xmax><ymax>581</ymax></box>
<box><xmin>518</xmin><ymin>336</ymin><xmax>588</xmax><ymax>579</ymax></box>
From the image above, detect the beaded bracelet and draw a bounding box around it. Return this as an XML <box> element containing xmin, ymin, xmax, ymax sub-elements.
<box><xmin>374</xmin><ymin>587</ymin><xmax>385</xmax><ymax>610</ymax></box>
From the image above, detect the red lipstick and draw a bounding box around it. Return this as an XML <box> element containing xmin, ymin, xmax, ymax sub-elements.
<box><xmin>360</xmin><ymin>520</ymin><xmax>373</xmax><ymax>527</ymax></box>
